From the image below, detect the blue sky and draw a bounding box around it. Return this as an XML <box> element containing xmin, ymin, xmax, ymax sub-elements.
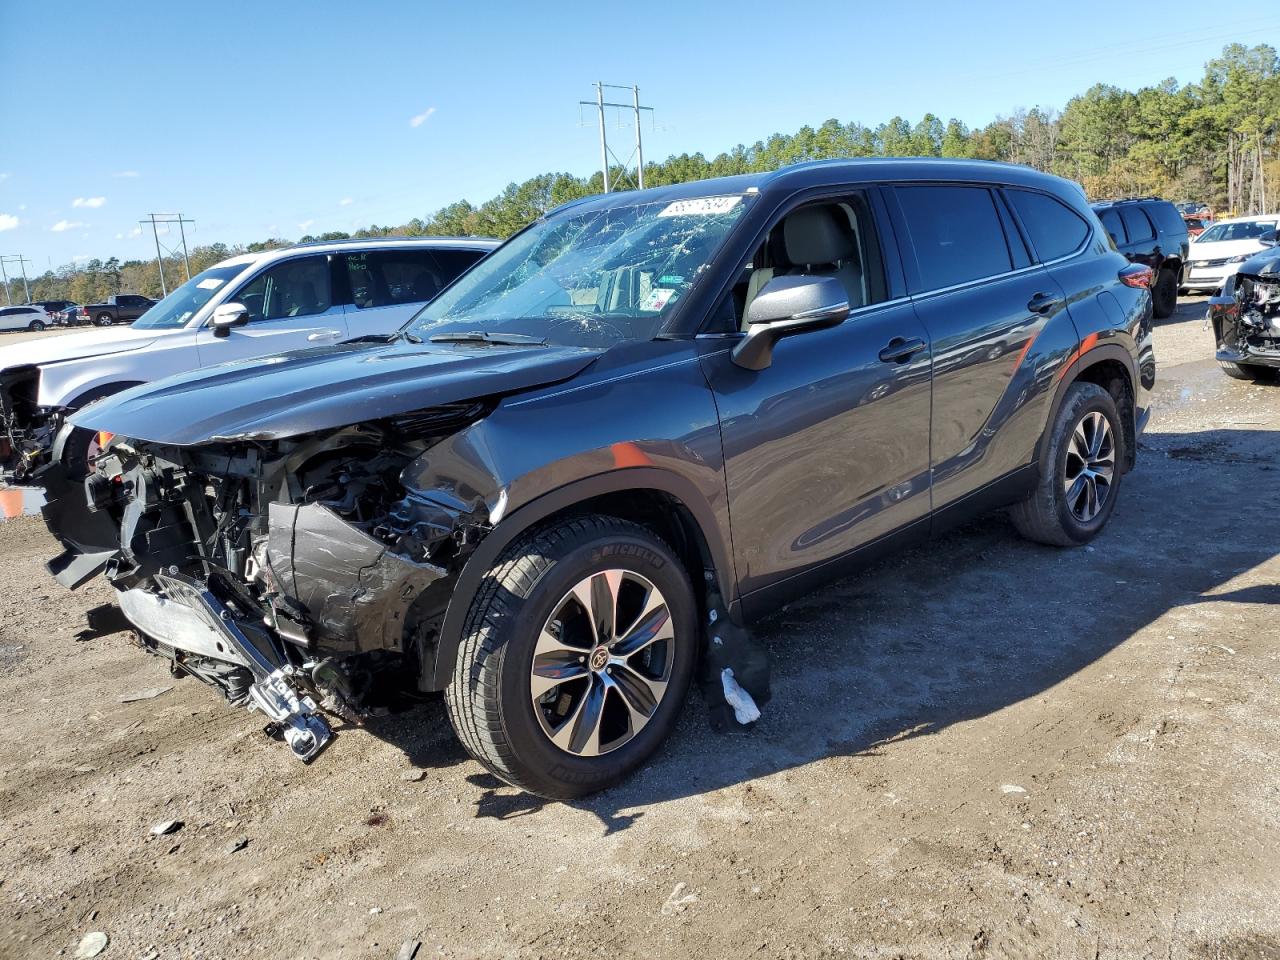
<box><xmin>2</xmin><ymin>0</ymin><xmax>1276</xmax><ymax>272</ymax></box>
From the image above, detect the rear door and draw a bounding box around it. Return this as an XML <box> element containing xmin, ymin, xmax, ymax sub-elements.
<box><xmin>195</xmin><ymin>254</ymin><xmax>349</xmax><ymax>365</ymax></box>
<box><xmin>890</xmin><ymin>183</ymin><xmax>1072</xmax><ymax>510</ymax></box>
<box><xmin>339</xmin><ymin>247</ymin><xmax>485</xmax><ymax>339</ymax></box>
<box><xmin>1117</xmin><ymin>207</ymin><xmax>1159</xmax><ymax>271</ymax></box>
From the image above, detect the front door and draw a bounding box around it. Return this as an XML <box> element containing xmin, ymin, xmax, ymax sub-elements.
<box><xmin>701</xmin><ymin>194</ymin><xmax>933</xmax><ymax>600</ymax></box>
<box><xmin>196</xmin><ymin>254</ymin><xmax>348</xmax><ymax>365</ymax></box>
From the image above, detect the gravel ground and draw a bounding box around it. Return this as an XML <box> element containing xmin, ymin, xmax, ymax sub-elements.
<box><xmin>2</xmin><ymin>296</ymin><xmax>1278</xmax><ymax>960</ymax></box>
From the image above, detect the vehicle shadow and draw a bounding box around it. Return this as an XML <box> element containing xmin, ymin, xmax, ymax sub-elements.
<box><xmin>371</xmin><ymin>425</ymin><xmax>1277</xmax><ymax>832</ymax></box>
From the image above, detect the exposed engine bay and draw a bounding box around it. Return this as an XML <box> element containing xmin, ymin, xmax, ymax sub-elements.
<box><xmin>42</xmin><ymin>401</ymin><xmax>495</xmax><ymax>761</ymax></box>
<box><xmin>0</xmin><ymin>366</ymin><xmax>60</xmax><ymax>482</ymax></box>
<box><xmin>1214</xmin><ymin>265</ymin><xmax>1280</xmax><ymax>368</ymax></box>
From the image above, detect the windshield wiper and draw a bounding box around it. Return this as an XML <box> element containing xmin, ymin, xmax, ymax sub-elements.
<box><xmin>428</xmin><ymin>330</ymin><xmax>547</xmax><ymax>347</ymax></box>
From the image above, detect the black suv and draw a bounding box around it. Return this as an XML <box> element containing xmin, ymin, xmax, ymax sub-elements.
<box><xmin>43</xmin><ymin>160</ymin><xmax>1155</xmax><ymax>798</ymax></box>
<box><xmin>1091</xmin><ymin>197</ymin><xmax>1188</xmax><ymax>319</ymax></box>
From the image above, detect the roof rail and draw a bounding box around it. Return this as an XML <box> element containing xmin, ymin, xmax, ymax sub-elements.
<box><xmin>1092</xmin><ymin>196</ymin><xmax>1164</xmax><ymax>204</ymax></box>
<box><xmin>283</xmin><ymin>235</ymin><xmax>495</xmax><ymax>250</ymax></box>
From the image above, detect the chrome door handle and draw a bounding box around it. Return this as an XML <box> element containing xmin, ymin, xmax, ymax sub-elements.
<box><xmin>307</xmin><ymin>330</ymin><xmax>342</xmax><ymax>342</ymax></box>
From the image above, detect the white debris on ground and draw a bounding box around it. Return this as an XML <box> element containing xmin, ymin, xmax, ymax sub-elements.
<box><xmin>720</xmin><ymin>668</ymin><xmax>761</xmax><ymax>724</ymax></box>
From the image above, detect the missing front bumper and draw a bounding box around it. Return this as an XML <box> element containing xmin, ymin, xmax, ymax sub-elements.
<box><xmin>152</xmin><ymin>573</ymin><xmax>332</xmax><ymax>762</ymax></box>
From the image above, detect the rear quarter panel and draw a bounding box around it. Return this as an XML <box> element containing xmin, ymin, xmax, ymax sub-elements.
<box><xmin>1049</xmin><ymin>242</ymin><xmax>1154</xmax><ymax>426</ymax></box>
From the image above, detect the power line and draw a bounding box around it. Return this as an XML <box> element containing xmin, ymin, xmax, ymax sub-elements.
<box><xmin>140</xmin><ymin>213</ymin><xmax>195</xmax><ymax>296</ymax></box>
<box><xmin>579</xmin><ymin>83</ymin><xmax>654</xmax><ymax>193</ymax></box>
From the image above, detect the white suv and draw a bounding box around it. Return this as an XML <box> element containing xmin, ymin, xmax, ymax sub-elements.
<box><xmin>0</xmin><ymin>236</ymin><xmax>497</xmax><ymax>482</ymax></box>
<box><xmin>0</xmin><ymin>305</ymin><xmax>52</xmax><ymax>333</ymax></box>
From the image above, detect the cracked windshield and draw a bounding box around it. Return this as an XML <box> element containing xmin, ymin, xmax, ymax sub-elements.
<box><xmin>409</xmin><ymin>195</ymin><xmax>751</xmax><ymax>347</ymax></box>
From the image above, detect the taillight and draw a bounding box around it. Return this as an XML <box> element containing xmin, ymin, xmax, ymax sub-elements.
<box><xmin>1119</xmin><ymin>264</ymin><xmax>1154</xmax><ymax>289</ymax></box>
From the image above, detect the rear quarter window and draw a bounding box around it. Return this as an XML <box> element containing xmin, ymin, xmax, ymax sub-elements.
<box><xmin>1007</xmin><ymin>190</ymin><xmax>1092</xmax><ymax>262</ymax></box>
<box><xmin>1119</xmin><ymin>208</ymin><xmax>1155</xmax><ymax>244</ymax></box>
<box><xmin>895</xmin><ymin>185</ymin><xmax>1014</xmax><ymax>291</ymax></box>
<box><xmin>1146</xmin><ymin>202</ymin><xmax>1189</xmax><ymax>238</ymax></box>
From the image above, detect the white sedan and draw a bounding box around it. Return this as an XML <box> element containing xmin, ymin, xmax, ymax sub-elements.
<box><xmin>1182</xmin><ymin>215</ymin><xmax>1279</xmax><ymax>293</ymax></box>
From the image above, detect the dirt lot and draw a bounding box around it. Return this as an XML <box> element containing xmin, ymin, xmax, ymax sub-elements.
<box><xmin>2</xmin><ymin>297</ymin><xmax>1278</xmax><ymax>960</ymax></box>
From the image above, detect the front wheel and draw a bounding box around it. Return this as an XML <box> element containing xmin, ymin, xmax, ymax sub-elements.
<box><xmin>1219</xmin><ymin>360</ymin><xmax>1278</xmax><ymax>382</ymax></box>
<box><xmin>95</xmin><ymin>312</ymin><xmax>113</xmax><ymax>326</ymax></box>
<box><xmin>445</xmin><ymin>516</ymin><xmax>698</xmax><ymax>799</ymax></box>
<box><xmin>1011</xmin><ymin>381</ymin><xmax>1125</xmax><ymax>547</ymax></box>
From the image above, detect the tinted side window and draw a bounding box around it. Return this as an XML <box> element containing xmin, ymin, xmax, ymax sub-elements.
<box><xmin>343</xmin><ymin>251</ymin><xmax>450</xmax><ymax>309</ymax></box>
<box><xmin>234</xmin><ymin>256</ymin><xmax>333</xmax><ymax>322</ymax></box>
<box><xmin>1098</xmin><ymin>209</ymin><xmax>1125</xmax><ymax>244</ymax></box>
<box><xmin>1119</xmin><ymin>208</ymin><xmax>1155</xmax><ymax>243</ymax></box>
<box><xmin>430</xmin><ymin>249</ymin><xmax>486</xmax><ymax>283</ymax></box>
<box><xmin>1008</xmin><ymin>190</ymin><xmax>1092</xmax><ymax>262</ymax></box>
<box><xmin>896</xmin><ymin>185</ymin><xmax>1013</xmax><ymax>291</ymax></box>
<box><xmin>1146</xmin><ymin>202</ymin><xmax>1188</xmax><ymax>238</ymax></box>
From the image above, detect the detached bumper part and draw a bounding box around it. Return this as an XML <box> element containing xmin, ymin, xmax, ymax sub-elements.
<box><xmin>156</xmin><ymin>572</ymin><xmax>331</xmax><ymax>762</ymax></box>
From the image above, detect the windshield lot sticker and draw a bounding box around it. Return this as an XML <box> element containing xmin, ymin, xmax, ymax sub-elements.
<box><xmin>196</xmin><ymin>278</ymin><xmax>226</xmax><ymax>289</ymax></box>
<box><xmin>640</xmin><ymin>288</ymin><xmax>676</xmax><ymax>311</ymax></box>
<box><xmin>658</xmin><ymin>197</ymin><xmax>742</xmax><ymax>218</ymax></box>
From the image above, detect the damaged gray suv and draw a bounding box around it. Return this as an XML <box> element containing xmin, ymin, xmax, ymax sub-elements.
<box><xmin>41</xmin><ymin>159</ymin><xmax>1155</xmax><ymax>798</ymax></box>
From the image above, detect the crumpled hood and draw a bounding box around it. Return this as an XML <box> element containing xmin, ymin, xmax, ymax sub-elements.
<box><xmin>1238</xmin><ymin>246</ymin><xmax>1280</xmax><ymax>279</ymax></box>
<box><xmin>0</xmin><ymin>325</ymin><xmax>167</xmax><ymax>370</ymax></box>
<box><xmin>70</xmin><ymin>338</ymin><xmax>601</xmax><ymax>445</ymax></box>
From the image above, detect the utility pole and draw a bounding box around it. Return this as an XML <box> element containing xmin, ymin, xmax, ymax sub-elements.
<box><xmin>141</xmin><ymin>213</ymin><xmax>196</xmax><ymax>296</ymax></box>
<box><xmin>595</xmin><ymin>82</ymin><xmax>610</xmax><ymax>194</ymax></box>
<box><xmin>0</xmin><ymin>255</ymin><xmax>31</xmax><ymax>302</ymax></box>
<box><xmin>148</xmin><ymin>214</ymin><xmax>167</xmax><ymax>296</ymax></box>
<box><xmin>579</xmin><ymin>83</ymin><xmax>653</xmax><ymax>193</ymax></box>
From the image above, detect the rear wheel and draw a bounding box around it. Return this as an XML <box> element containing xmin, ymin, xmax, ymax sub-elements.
<box><xmin>95</xmin><ymin>312</ymin><xmax>113</xmax><ymax>326</ymax></box>
<box><xmin>27</xmin><ymin>319</ymin><xmax>46</xmax><ymax>332</ymax></box>
<box><xmin>1219</xmin><ymin>361</ymin><xmax>1278</xmax><ymax>382</ymax></box>
<box><xmin>1152</xmin><ymin>268</ymin><xmax>1178</xmax><ymax>319</ymax></box>
<box><xmin>445</xmin><ymin>515</ymin><xmax>697</xmax><ymax>799</ymax></box>
<box><xmin>1011</xmin><ymin>381</ymin><xmax>1125</xmax><ymax>547</ymax></box>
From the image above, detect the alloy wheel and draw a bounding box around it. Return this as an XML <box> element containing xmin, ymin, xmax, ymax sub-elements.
<box><xmin>531</xmin><ymin>569</ymin><xmax>675</xmax><ymax>757</ymax></box>
<box><xmin>1064</xmin><ymin>411</ymin><xmax>1114</xmax><ymax>522</ymax></box>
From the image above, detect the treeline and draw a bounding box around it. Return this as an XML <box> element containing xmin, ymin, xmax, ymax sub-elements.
<box><xmin>11</xmin><ymin>42</ymin><xmax>1277</xmax><ymax>307</ymax></box>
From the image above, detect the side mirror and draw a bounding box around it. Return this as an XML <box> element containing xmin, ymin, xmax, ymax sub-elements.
<box><xmin>1261</xmin><ymin>231</ymin><xmax>1279</xmax><ymax>247</ymax></box>
<box><xmin>210</xmin><ymin>303</ymin><xmax>249</xmax><ymax>337</ymax></box>
<box><xmin>731</xmin><ymin>276</ymin><xmax>850</xmax><ymax>371</ymax></box>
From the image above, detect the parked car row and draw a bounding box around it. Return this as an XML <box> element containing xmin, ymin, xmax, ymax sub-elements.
<box><xmin>0</xmin><ymin>236</ymin><xmax>496</xmax><ymax>482</ymax></box>
<box><xmin>2</xmin><ymin>296</ymin><xmax>163</xmax><ymax>331</ymax></box>
<box><xmin>9</xmin><ymin>159</ymin><xmax>1157</xmax><ymax>798</ymax></box>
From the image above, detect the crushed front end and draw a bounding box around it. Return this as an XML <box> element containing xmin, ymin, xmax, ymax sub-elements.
<box><xmin>0</xmin><ymin>365</ymin><xmax>60</xmax><ymax>483</ymax></box>
<box><xmin>1210</xmin><ymin>257</ymin><xmax>1280</xmax><ymax>371</ymax></box>
<box><xmin>42</xmin><ymin>405</ymin><xmax>493</xmax><ymax>761</ymax></box>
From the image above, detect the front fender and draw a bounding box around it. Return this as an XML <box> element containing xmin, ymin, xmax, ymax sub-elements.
<box><xmin>400</xmin><ymin>340</ymin><xmax>734</xmax><ymax>691</ymax></box>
